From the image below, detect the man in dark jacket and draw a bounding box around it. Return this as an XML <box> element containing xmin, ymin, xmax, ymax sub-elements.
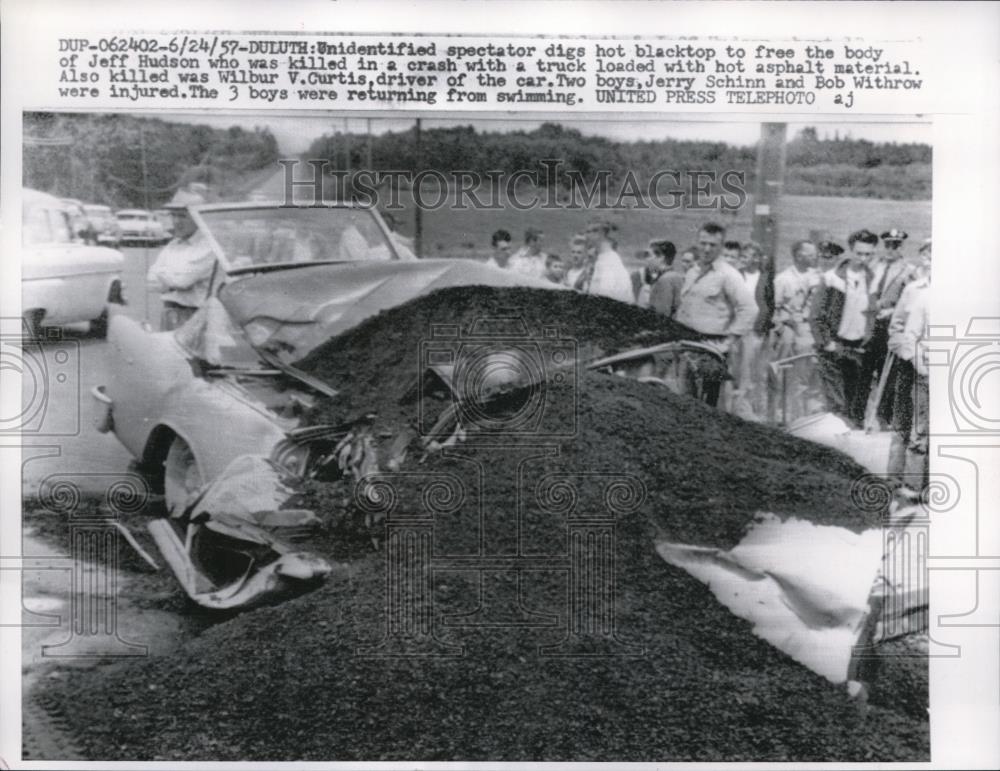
<box><xmin>863</xmin><ymin>228</ymin><xmax>917</xmax><ymax>427</ymax></box>
<box><xmin>809</xmin><ymin>229</ymin><xmax>879</xmax><ymax>427</ymax></box>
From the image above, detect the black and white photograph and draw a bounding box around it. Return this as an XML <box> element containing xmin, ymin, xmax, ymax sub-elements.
<box><xmin>2</xmin><ymin>1</ymin><xmax>998</xmax><ymax>769</ymax></box>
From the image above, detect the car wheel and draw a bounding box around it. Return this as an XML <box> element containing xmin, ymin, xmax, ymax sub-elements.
<box><xmin>107</xmin><ymin>280</ymin><xmax>124</xmax><ymax>305</ymax></box>
<box><xmin>164</xmin><ymin>437</ymin><xmax>203</xmax><ymax>516</ymax></box>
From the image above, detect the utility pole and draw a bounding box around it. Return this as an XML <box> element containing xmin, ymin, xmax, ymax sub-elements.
<box><xmin>751</xmin><ymin>123</ymin><xmax>787</xmax><ymax>262</ymax></box>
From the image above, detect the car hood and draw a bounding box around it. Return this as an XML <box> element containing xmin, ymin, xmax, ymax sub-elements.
<box><xmin>218</xmin><ymin>259</ymin><xmax>562</xmax><ymax>362</ymax></box>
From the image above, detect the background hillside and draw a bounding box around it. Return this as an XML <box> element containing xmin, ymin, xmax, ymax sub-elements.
<box><xmin>24</xmin><ymin>114</ymin><xmax>932</xmax><ymax>209</ymax></box>
<box><xmin>23</xmin><ymin>112</ymin><xmax>280</xmax><ymax>208</ymax></box>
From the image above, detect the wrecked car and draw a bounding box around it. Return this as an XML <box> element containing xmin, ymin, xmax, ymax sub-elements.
<box><xmin>92</xmin><ymin>201</ymin><xmax>560</xmax><ymax>606</ymax></box>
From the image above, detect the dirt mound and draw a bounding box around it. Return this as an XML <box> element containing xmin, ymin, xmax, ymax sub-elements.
<box><xmin>294</xmin><ymin>285</ymin><xmax>704</xmax><ymax>424</ymax></box>
<box><xmin>37</xmin><ymin>287</ymin><xmax>927</xmax><ymax>761</ymax></box>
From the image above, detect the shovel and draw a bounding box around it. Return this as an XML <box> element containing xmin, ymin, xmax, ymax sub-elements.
<box><xmin>864</xmin><ymin>353</ymin><xmax>895</xmax><ymax>433</ymax></box>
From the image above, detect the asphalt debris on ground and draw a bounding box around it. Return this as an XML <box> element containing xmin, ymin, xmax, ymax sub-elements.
<box><xmin>35</xmin><ymin>286</ymin><xmax>928</xmax><ymax>761</ymax></box>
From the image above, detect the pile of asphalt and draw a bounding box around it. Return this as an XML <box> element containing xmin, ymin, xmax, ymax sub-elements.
<box><xmin>294</xmin><ymin>285</ymin><xmax>707</xmax><ymax>426</ymax></box>
<box><xmin>38</xmin><ymin>287</ymin><xmax>928</xmax><ymax>761</ymax></box>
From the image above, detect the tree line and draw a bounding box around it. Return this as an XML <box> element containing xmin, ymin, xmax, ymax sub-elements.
<box><xmin>305</xmin><ymin>123</ymin><xmax>932</xmax><ymax>201</ymax></box>
<box><xmin>23</xmin><ymin>112</ymin><xmax>280</xmax><ymax>208</ymax></box>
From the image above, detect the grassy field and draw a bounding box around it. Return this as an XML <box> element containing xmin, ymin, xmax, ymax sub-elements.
<box><xmin>390</xmin><ymin>189</ymin><xmax>931</xmax><ymax>272</ymax></box>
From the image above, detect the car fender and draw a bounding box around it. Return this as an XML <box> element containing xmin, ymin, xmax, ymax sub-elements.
<box><xmin>145</xmin><ymin>381</ymin><xmax>290</xmax><ymax>486</ymax></box>
<box><xmin>22</xmin><ymin>243</ymin><xmax>124</xmax><ymax>325</ymax></box>
<box><xmin>105</xmin><ymin>314</ymin><xmax>293</xmax><ymax>487</ymax></box>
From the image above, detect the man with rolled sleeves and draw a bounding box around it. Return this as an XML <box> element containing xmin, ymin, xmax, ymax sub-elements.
<box><xmin>675</xmin><ymin>222</ymin><xmax>757</xmax><ymax>407</ymax></box>
<box><xmin>146</xmin><ymin>190</ymin><xmax>214</xmax><ymax>330</ymax></box>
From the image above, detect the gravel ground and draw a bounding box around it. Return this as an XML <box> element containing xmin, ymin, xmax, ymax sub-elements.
<box><xmin>35</xmin><ymin>287</ymin><xmax>928</xmax><ymax>761</ymax></box>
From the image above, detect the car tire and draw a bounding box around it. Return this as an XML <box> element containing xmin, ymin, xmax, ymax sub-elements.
<box><xmin>107</xmin><ymin>280</ymin><xmax>124</xmax><ymax>305</ymax></box>
<box><xmin>163</xmin><ymin>437</ymin><xmax>203</xmax><ymax>516</ymax></box>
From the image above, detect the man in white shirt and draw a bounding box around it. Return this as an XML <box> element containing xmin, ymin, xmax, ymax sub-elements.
<box><xmin>675</xmin><ymin>224</ymin><xmax>757</xmax><ymax>342</ymax></box>
<box><xmin>485</xmin><ymin>229</ymin><xmax>514</xmax><ymax>270</ymax></box>
<box><xmin>901</xmin><ymin>276</ymin><xmax>930</xmax><ymax>494</ymax></box>
<box><xmin>732</xmin><ymin>240</ymin><xmax>767</xmax><ymax>417</ymax></box>
<box><xmin>808</xmin><ymin>229</ymin><xmax>878</xmax><ymax>427</ymax></box>
<box><xmin>772</xmin><ymin>240</ymin><xmax>821</xmax><ymax>358</ymax></box>
<box><xmin>886</xmin><ymin>238</ymin><xmax>931</xmax><ymax>483</ymax></box>
<box><xmin>565</xmin><ymin>234</ymin><xmax>589</xmax><ymax>289</ymax></box>
<box><xmin>577</xmin><ymin>220</ymin><xmax>634</xmax><ymax>304</ymax></box>
<box><xmin>147</xmin><ymin>196</ymin><xmax>216</xmax><ymax>330</ymax></box>
<box><xmin>508</xmin><ymin>227</ymin><xmax>547</xmax><ymax>279</ymax></box>
<box><xmin>675</xmin><ymin>222</ymin><xmax>756</xmax><ymax>407</ymax></box>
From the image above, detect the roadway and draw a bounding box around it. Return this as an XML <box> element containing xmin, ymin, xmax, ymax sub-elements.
<box><xmin>17</xmin><ymin>245</ymin><xmax>166</xmax><ymax>498</ymax></box>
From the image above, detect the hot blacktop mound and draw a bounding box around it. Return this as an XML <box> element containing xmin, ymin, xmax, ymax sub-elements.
<box><xmin>38</xmin><ymin>287</ymin><xmax>927</xmax><ymax>762</ymax></box>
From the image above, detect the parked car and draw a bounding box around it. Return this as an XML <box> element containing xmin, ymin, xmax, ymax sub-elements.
<box><xmin>22</xmin><ymin>188</ymin><xmax>125</xmax><ymax>337</ymax></box>
<box><xmin>94</xmin><ymin>200</ymin><xmax>558</xmax><ymax>608</ymax></box>
<box><xmin>83</xmin><ymin>203</ymin><xmax>122</xmax><ymax>248</ymax></box>
<box><xmin>61</xmin><ymin>198</ymin><xmax>98</xmax><ymax>245</ymax></box>
<box><xmin>152</xmin><ymin>208</ymin><xmax>175</xmax><ymax>238</ymax></box>
<box><xmin>115</xmin><ymin>209</ymin><xmax>168</xmax><ymax>246</ymax></box>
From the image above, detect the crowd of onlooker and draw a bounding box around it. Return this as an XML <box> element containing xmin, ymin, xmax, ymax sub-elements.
<box><xmin>485</xmin><ymin>221</ymin><xmax>932</xmax><ymax>496</ymax></box>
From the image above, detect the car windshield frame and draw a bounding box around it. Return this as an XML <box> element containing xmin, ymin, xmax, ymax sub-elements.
<box><xmin>188</xmin><ymin>202</ymin><xmax>401</xmax><ymax>276</ymax></box>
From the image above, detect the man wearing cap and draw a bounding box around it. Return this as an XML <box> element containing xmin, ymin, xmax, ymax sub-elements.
<box><xmin>809</xmin><ymin>229</ymin><xmax>878</xmax><ymax>427</ymax></box>
<box><xmin>146</xmin><ymin>190</ymin><xmax>216</xmax><ymax>330</ymax></box>
<box><xmin>886</xmin><ymin>239</ymin><xmax>931</xmax><ymax>484</ymax></box>
<box><xmin>860</xmin><ymin>228</ymin><xmax>917</xmax><ymax>426</ymax></box>
<box><xmin>816</xmin><ymin>239</ymin><xmax>845</xmax><ymax>272</ymax></box>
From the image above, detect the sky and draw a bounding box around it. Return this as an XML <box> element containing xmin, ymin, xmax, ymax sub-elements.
<box><xmin>155</xmin><ymin>113</ymin><xmax>932</xmax><ymax>155</ymax></box>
